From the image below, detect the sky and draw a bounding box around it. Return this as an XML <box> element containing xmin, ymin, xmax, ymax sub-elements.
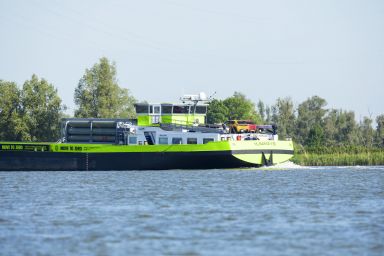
<box><xmin>0</xmin><ymin>0</ymin><xmax>383</xmax><ymax>121</ymax></box>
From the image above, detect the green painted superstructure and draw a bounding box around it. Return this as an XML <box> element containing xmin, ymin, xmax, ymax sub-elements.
<box><xmin>135</xmin><ymin>102</ymin><xmax>208</xmax><ymax>126</ymax></box>
<box><xmin>137</xmin><ymin>114</ymin><xmax>206</xmax><ymax>126</ymax></box>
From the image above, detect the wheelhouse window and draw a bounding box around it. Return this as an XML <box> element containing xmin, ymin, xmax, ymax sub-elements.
<box><xmin>161</xmin><ymin>104</ymin><xmax>172</xmax><ymax>114</ymax></box>
<box><xmin>135</xmin><ymin>104</ymin><xmax>149</xmax><ymax>114</ymax></box>
<box><xmin>203</xmin><ymin>138</ymin><xmax>214</xmax><ymax>144</ymax></box>
<box><xmin>194</xmin><ymin>105</ymin><xmax>207</xmax><ymax>114</ymax></box>
<box><xmin>172</xmin><ymin>138</ymin><xmax>183</xmax><ymax>144</ymax></box>
<box><xmin>173</xmin><ymin>105</ymin><xmax>190</xmax><ymax>114</ymax></box>
<box><xmin>159</xmin><ymin>137</ymin><xmax>168</xmax><ymax>145</ymax></box>
<box><xmin>187</xmin><ymin>138</ymin><xmax>197</xmax><ymax>144</ymax></box>
<box><xmin>153</xmin><ymin>106</ymin><xmax>160</xmax><ymax>114</ymax></box>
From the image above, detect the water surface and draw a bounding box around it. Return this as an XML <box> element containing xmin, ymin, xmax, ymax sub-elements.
<box><xmin>1</xmin><ymin>166</ymin><xmax>383</xmax><ymax>255</ymax></box>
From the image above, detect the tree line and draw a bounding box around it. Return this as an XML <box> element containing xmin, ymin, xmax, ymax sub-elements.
<box><xmin>0</xmin><ymin>57</ymin><xmax>136</xmax><ymax>142</ymax></box>
<box><xmin>207</xmin><ymin>94</ymin><xmax>384</xmax><ymax>148</ymax></box>
<box><xmin>1</xmin><ymin>57</ymin><xmax>383</xmax><ymax>149</ymax></box>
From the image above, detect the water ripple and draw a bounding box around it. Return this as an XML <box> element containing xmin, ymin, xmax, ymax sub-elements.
<box><xmin>0</xmin><ymin>167</ymin><xmax>383</xmax><ymax>255</ymax></box>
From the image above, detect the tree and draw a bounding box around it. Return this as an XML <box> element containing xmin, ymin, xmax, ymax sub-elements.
<box><xmin>206</xmin><ymin>99</ymin><xmax>229</xmax><ymax>124</ymax></box>
<box><xmin>376</xmin><ymin>114</ymin><xmax>384</xmax><ymax>147</ymax></box>
<box><xmin>306</xmin><ymin>124</ymin><xmax>324</xmax><ymax>148</ymax></box>
<box><xmin>257</xmin><ymin>100</ymin><xmax>265</xmax><ymax>123</ymax></box>
<box><xmin>358</xmin><ymin>117</ymin><xmax>374</xmax><ymax>147</ymax></box>
<box><xmin>272</xmin><ymin>97</ymin><xmax>296</xmax><ymax>139</ymax></box>
<box><xmin>321</xmin><ymin>109</ymin><xmax>360</xmax><ymax>146</ymax></box>
<box><xmin>21</xmin><ymin>74</ymin><xmax>64</xmax><ymax>141</ymax></box>
<box><xmin>296</xmin><ymin>96</ymin><xmax>327</xmax><ymax>145</ymax></box>
<box><xmin>335</xmin><ymin>110</ymin><xmax>358</xmax><ymax>145</ymax></box>
<box><xmin>223</xmin><ymin>92</ymin><xmax>262</xmax><ymax>123</ymax></box>
<box><xmin>74</xmin><ymin>57</ymin><xmax>136</xmax><ymax>118</ymax></box>
<box><xmin>323</xmin><ymin>109</ymin><xmax>338</xmax><ymax>146</ymax></box>
<box><xmin>265</xmin><ymin>105</ymin><xmax>272</xmax><ymax>123</ymax></box>
<box><xmin>0</xmin><ymin>80</ymin><xmax>29</xmax><ymax>140</ymax></box>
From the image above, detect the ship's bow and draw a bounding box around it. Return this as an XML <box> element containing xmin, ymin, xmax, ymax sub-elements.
<box><xmin>230</xmin><ymin>140</ymin><xmax>294</xmax><ymax>166</ymax></box>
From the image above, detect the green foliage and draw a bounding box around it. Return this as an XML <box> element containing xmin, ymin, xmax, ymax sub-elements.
<box><xmin>335</xmin><ymin>110</ymin><xmax>357</xmax><ymax>145</ymax></box>
<box><xmin>74</xmin><ymin>57</ymin><xmax>136</xmax><ymax>118</ymax></box>
<box><xmin>206</xmin><ymin>99</ymin><xmax>228</xmax><ymax>124</ymax></box>
<box><xmin>272</xmin><ymin>97</ymin><xmax>295</xmax><ymax>140</ymax></box>
<box><xmin>292</xmin><ymin>144</ymin><xmax>384</xmax><ymax>166</ymax></box>
<box><xmin>0</xmin><ymin>80</ymin><xmax>28</xmax><ymax>140</ymax></box>
<box><xmin>323</xmin><ymin>109</ymin><xmax>338</xmax><ymax>146</ymax></box>
<box><xmin>305</xmin><ymin>124</ymin><xmax>324</xmax><ymax>147</ymax></box>
<box><xmin>22</xmin><ymin>75</ymin><xmax>64</xmax><ymax>141</ymax></box>
<box><xmin>206</xmin><ymin>92</ymin><xmax>262</xmax><ymax>124</ymax></box>
<box><xmin>265</xmin><ymin>105</ymin><xmax>272</xmax><ymax>123</ymax></box>
<box><xmin>376</xmin><ymin>114</ymin><xmax>384</xmax><ymax>146</ymax></box>
<box><xmin>296</xmin><ymin>96</ymin><xmax>327</xmax><ymax>145</ymax></box>
<box><xmin>292</xmin><ymin>150</ymin><xmax>384</xmax><ymax>166</ymax></box>
<box><xmin>223</xmin><ymin>92</ymin><xmax>262</xmax><ymax>123</ymax></box>
<box><xmin>321</xmin><ymin>109</ymin><xmax>363</xmax><ymax>146</ymax></box>
<box><xmin>359</xmin><ymin>117</ymin><xmax>374</xmax><ymax>147</ymax></box>
<box><xmin>257</xmin><ymin>100</ymin><xmax>265</xmax><ymax>122</ymax></box>
<box><xmin>0</xmin><ymin>76</ymin><xmax>65</xmax><ymax>142</ymax></box>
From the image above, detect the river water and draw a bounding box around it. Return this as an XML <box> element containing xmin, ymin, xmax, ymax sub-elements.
<box><xmin>0</xmin><ymin>165</ymin><xmax>383</xmax><ymax>255</ymax></box>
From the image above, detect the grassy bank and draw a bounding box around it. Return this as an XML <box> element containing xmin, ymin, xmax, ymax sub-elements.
<box><xmin>291</xmin><ymin>145</ymin><xmax>384</xmax><ymax>166</ymax></box>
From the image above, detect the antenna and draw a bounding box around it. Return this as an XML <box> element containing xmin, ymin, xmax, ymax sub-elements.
<box><xmin>208</xmin><ymin>91</ymin><xmax>217</xmax><ymax>101</ymax></box>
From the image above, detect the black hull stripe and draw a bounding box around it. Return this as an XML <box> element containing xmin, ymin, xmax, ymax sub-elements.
<box><xmin>0</xmin><ymin>151</ymin><xmax>260</xmax><ymax>171</ymax></box>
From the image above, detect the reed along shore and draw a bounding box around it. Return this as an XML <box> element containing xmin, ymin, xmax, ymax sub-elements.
<box><xmin>292</xmin><ymin>145</ymin><xmax>384</xmax><ymax>166</ymax></box>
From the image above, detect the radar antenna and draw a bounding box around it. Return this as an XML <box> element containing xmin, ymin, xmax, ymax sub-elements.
<box><xmin>180</xmin><ymin>92</ymin><xmax>211</xmax><ymax>104</ymax></box>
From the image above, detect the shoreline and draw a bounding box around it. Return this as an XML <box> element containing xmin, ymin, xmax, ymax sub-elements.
<box><xmin>292</xmin><ymin>151</ymin><xmax>384</xmax><ymax>166</ymax></box>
